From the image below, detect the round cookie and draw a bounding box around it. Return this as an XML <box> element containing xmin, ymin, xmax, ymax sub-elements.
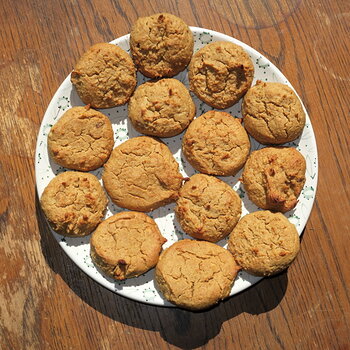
<box><xmin>182</xmin><ymin>111</ymin><xmax>250</xmax><ymax>176</ymax></box>
<box><xmin>175</xmin><ymin>174</ymin><xmax>242</xmax><ymax>242</ymax></box>
<box><xmin>128</xmin><ymin>79</ymin><xmax>196</xmax><ymax>137</ymax></box>
<box><xmin>228</xmin><ymin>211</ymin><xmax>300</xmax><ymax>276</ymax></box>
<box><xmin>242</xmin><ymin>80</ymin><xmax>306</xmax><ymax>144</ymax></box>
<box><xmin>48</xmin><ymin>106</ymin><xmax>114</xmax><ymax>171</ymax></box>
<box><xmin>188</xmin><ymin>41</ymin><xmax>254</xmax><ymax>109</ymax></box>
<box><xmin>71</xmin><ymin>43</ymin><xmax>136</xmax><ymax>108</ymax></box>
<box><xmin>90</xmin><ymin>211</ymin><xmax>166</xmax><ymax>280</ymax></box>
<box><xmin>102</xmin><ymin>136</ymin><xmax>183</xmax><ymax>212</ymax></box>
<box><xmin>155</xmin><ymin>239</ymin><xmax>240</xmax><ymax>310</ymax></box>
<box><xmin>40</xmin><ymin>171</ymin><xmax>108</xmax><ymax>237</ymax></box>
<box><xmin>130</xmin><ymin>13</ymin><xmax>194</xmax><ymax>78</ymax></box>
<box><xmin>242</xmin><ymin>147</ymin><xmax>306</xmax><ymax>213</ymax></box>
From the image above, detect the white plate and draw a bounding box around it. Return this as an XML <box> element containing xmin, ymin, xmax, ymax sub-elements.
<box><xmin>35</xmin><ymin>27</ymin><xmax>318</xmax><ymax>307</ymax></box>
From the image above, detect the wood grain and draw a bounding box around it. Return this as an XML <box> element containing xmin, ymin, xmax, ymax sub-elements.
<box><xmin>1</xmin><ymin>0</ymin><xmax>349</xmax><ymax>349</ymax></box>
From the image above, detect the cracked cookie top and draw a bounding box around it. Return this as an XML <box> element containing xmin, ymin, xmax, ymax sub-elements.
<box><xmin>90</xmin><ymin>211</ymin><xmax>166</xmax><ymax>280</ymax></box>
<box><xmin>228</xmin><ymin>211</ymin><xmax>300</xmax><ymax>276</ymax></box>
<box><xmin>48</xmin><ymin>106</ymin><xmax>114</xmax><ymax>171</ymax></box>
<box><xmin>155</xmin><ymin>239</ymin><xmax>240</xmax><ymax>310</ymax></box>
<box><xmin>242</xmin><ymin>81</ymin><xmax>306</xmax><ymax>144</ymax></box>
<box><xmin>102</xmin><ymin>136</ymin><xmax>183</xmax><ymax>212</ymax></box>
<box><xmin>130</xmin><ymin>13</ymin><xmax>194</xmax><ymax>78</ymax></box>
<box><xmin>71</xmin><ymin>43</ymin><xmax>136</xmax><ymax>108</ymax></box>
<box><xmin>128</xmin><ymin>78</ymin><xmax>196</xmax><ymax>137</ymax></box>
<box><xmin>188</xmin><ymin>41</ymin><xmax>254</xmax><ymax>109</ymax></box>
<box><xmin>40</xmin><ymin>171</ymin><xmax>108</xmax><ymax>237</ymax></box>
<box><xmin>175</xmin><ymin>174</ymin><xmax>242</xmax><ymax>242</ymax></box>
<box><xmin>182</xmin><ymin>111</ymin><xmax>250</xmax><ymax>176</ymax></box>
<box><xmin>242</xmin><ymin>147</ymin><xmax>306</xmax><ymax>213</ymax></box>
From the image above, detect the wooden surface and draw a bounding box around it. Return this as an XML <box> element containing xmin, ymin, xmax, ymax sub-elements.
<box><xmin>1</xmin><ymin>0</ymin><xmax>349</xmax><ymax>349</ymax></box>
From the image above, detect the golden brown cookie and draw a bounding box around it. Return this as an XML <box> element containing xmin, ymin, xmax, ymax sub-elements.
<box><xmin>242</xmin><ymin>147</ymin><xmax>306</xmax><ymax>213</ymax></box>
<box><xmin>102</xmin><ymin>136</ymin><xmax>183</xmax><ymax>212</ymax></box>
<box><xmin>188</xmin><ymin>41</ymin><xmax>254</xmax><ymax>109</ymax></box>
<box><xmin>71</xmin><ymin>43</ymin><xmax>136</xmax><ymax>108</ymax></box>
<box><xmin>130</xmin><ymin>13</ymin><xmax>194</xmax><ymax>78</ymax></box>
<box><xmin>175</xmin><ymin>174</ymin><xmax>241</xmax><ymax>242</ymax></box>
<box><xmin>242</xmin><ymin>81</ymin><xmax>306</xmax><ymax>144</ymax></box>
<box><xmin>40</xmin><ymin>172</ymin><xmax>107</xmax><ymax>237</ymax></box>
<box><xmin>228</xmin><ymin>211</ymin><xmax>300</xmax><ymax>276</ymax></box>
<box><xmin>182</xmin><ymin>111</ymin><xmax>250</xmax><ymax>176</ymax></box>
<box><xmin>48</xmin><ymin>106</ymin><xmax>114</xmax><ymax>171</ymax></box>
<box><xmin>155</xmin><ymin>239</ymin><xmax>240</xmax><ymax>310</ymax></box>
<box><xmin>90</xmin><ymin>211</ymin><xmax>166</xmax><ymax>280</ymax></box>
<box><xmin>128</xmin><ymin>78</ymin><xmax>195</xmax><ymax>137</ymax></box>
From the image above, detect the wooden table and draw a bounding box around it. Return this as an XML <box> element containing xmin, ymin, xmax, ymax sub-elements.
<box><xmin>1</xmin><ymin>0</ymin><xmax>349</xmax><ymax>349</ymax></box>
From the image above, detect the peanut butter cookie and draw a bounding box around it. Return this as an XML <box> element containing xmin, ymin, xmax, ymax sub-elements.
<box><xmin>130</xmin><ymin>13</ymin><xmax>194</xmax><ymax>78</ymax></box>
<box><xmin>128</xmin><ymin>78</ymin><xmax>195</xmax><ymax>137</ymax></box>
<box><xmin>242</xmin><ymin>147</ymin><xmax>306</xmax><ymax>213</ymax></box>
<box><xmin>40</xmin><ymin>172</ymin><xmax>107</xmax><ymax>237</ymax></box>
<box><xmin>48</xmin><ymin>106</ymin><xmax>114</xmax><ymax>171</ymax></box>
<box><xmin>71</xmin><ymin>43</ymin><xmax>136</xmax><ymax>108</ymax></box>
<box><xmin>182</xmin><ymin>111</ymin><xmax>250</xmax><ymax>176</ymax></box>
<box><xmin>242</xmin><ymin>81</ymin><xmax>306</xmax><ymax>144</ymax></box>
<box><xmin>156</xmin><ymin>239</ymin><xmax>240</xmax><ymax>310</ymax></box>
<box><xmin>228</xmin><ymin>211</ymin><xmax>300</xmax><ymax>276</ymax></box>
<box><xmin>102</xmin><ymin>136</ymin><xmax>183</xmax><ymax>212</ymax></box>
<box><xmin>175</xmin><ymin>174</ymin><xmax>242</xmax><ymax>242</ymax></box>
<box><xmin>91</xmin><ymin>211</ymin><xmax>166</xmax><ymax>280</ymax></box>
<box><xmin>188</xmin><ymin>41</ymin><xmax>254</xmax><ymax>109</ymax></box>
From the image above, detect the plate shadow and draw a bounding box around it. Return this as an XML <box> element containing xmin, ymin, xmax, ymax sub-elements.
<box><xmin>36</xmin><ymin>192</ymin><xmax>288</xmax><ymax>349</ymax></box>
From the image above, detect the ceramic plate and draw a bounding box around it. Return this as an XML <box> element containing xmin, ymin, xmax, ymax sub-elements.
<box><xmin>35</xmin><ymin>27</ymin><xmax>318</xmax><ymax>306</ymax></box>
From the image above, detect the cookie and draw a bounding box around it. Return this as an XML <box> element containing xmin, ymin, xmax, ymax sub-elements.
<box><xmin>71</xmin><ymin>43</ymin><xmax>136</xmax><ymax>108</ymax></box>
<box><xmin>242</xmin><ymin>147</ymin><xmax>306</xmax><ymax>213</ymax></box>
<box><xmin>128</xmin><ymin>79</ymin><xmax>196</xmax><ymax>137</ymax></box>
<box><xmin>40</xmin><ymin>172</ymin><xmax>107</xmax><ymax>237</ymax></box>
<box><xmin>48</xmin><ymin>106</ymin><xmax>114</xmax><ymax>171</ymax></box>
<box><xmin>175</xmin><ymin>174</ymin><xmax>241</xmax><ymax>242</ymax></box>
<box><xmin>188</xmin><ymin>41</ymin><xmax>254</xmax><ymax>109</ymax></box>
<box><xmin>130</xmin><ymin>13</ymin><xmax>193</xmax><ymax>78</ymax></box>
<box><xmin>155</xmin><ymin>239</ymin><xmax>240</xmax><ymax>310</ymax></box>
<box><xmin>102</xmin><ymin>136</ymin><xmax>183</xmax><ymax>212</ymax></box>
<box><xmin>242</xmin><ymin>81</ymin><xmax>306</xmax><ymax>144</ymax></box>
<box><xmin>228</xmin><ymin>211</ymin><xmax>300</xmax><ymax>276</ymax></box>
<box><xmin>90</xmin><ymin>211</ymin><xmax>166</xmax><ymax>280</ymax></box>
<box><xmin>182</xmin><ymin>111</ymin><xmax>250</xmax><ymax>176</ymax></box>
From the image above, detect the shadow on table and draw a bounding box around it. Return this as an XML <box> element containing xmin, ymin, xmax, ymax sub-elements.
<box><xmin>36</xmin><ymin>193</ymin><xmax>289</xmax><ymax>349</ymax></box>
